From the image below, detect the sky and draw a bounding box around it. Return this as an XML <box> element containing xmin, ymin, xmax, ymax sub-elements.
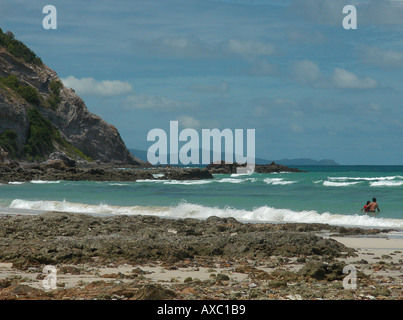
<box><xmin>1</xmin><ymin>0</ymin><xmax>403</xmax><ymax>165</ymax></box>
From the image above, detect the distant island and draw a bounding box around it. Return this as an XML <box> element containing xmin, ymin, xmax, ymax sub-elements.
<box><xmin>129</xmin><ymin>149</ymin><xmax>340</xmax><ymax>166</ymax></box>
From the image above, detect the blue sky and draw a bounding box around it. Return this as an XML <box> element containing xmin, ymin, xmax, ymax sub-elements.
<box><xmin>2</xmin><ymin>0</ymin><xmax>403</xmax><ymax>164</ymax></box>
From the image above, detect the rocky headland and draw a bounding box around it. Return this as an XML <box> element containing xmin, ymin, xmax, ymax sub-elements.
<box><xmin>0</xmin><ymin>30</ymin><xmax>304</xmax><ymax>183</ymax></box>
<box><xmin>0</xmin><ymin>29</ymin><xmax>143</xmax><ymax>165</ymax></box>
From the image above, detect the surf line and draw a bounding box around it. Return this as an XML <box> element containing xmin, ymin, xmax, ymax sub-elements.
<box><xmin>147</xmin><ymin>120</ymin><xmax>255</xmax><ymax>174</ymax></box>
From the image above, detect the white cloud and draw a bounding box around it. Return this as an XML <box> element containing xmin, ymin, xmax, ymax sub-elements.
<box><xmin>361</xmin><ymin>46</ymin><xmax>403</xmax><ymax>69</ymax></box>
<box><xmin>331</xmin><ymin>68</ymin><xmax>378</xmax><ymax>89</ymax></box>
<box><xmin>61</xmin><ymin>76</ymin><xmax>133</xmax><ymax>98</ymax></box>
<box><xmin>178</xmin><ymin>116</ymin><xmax>201</xmax><ymax>128</ymax></box>
<box><xmin>292</xmin><ymin>60</ymin><xmax>321</xmax><ymax>86</ymax></box>
<box><xmin>291</xmin><ymin>61</ymin><xmax>378</xmax><ymax>90</ymax></box>
<box><xmin>123</xmin><ymin>94</ymin><xmax>196</xmax><ymax>111</ymax></box>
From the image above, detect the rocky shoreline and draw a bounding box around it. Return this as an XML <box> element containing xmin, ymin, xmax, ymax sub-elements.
<box><xmin>0</xmin><ymin>212</ymin><xmax>401</xmax><ymax>300</ymax></box>
<box><xmin>0</xmin><ymin>154</ymin><xmax>304</xmax><ymax>183</ymax></box>
<box><xmin>0</xmin><ymin>161</ymin><xmax>214</xmax><ymax>183</ymax></box>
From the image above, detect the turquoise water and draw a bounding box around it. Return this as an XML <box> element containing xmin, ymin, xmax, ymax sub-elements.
<box><xmin>1</xmin><ymin>166</ymin><xmax>402</xmax><ymax>229</ymax></box>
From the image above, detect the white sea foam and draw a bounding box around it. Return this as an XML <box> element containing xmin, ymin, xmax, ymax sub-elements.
<box><xmin>136</xmin><ymin>179</ymin><xmax>213</xmax><ymax>185</ymax></box>
<box><xmin>217</xmin><ymin>178</ymin><xmax>257</xmax><ymax>184</ymax></box>
<box><xmin>136</xmin><ymin>179</ymin><xmax>168</xmax><ymax>183</ymax></box>
<box><xmin>152</xmin><ymin>173</ymin><xmax>165</xmax><ymax>178</ymax></box>
<box><xmin>326</xmin><ymin>175</ymin><xmax>403</xmax><ymax>187</ymax></box>
<box><xmin>31</xmin><ymin>180</ymin><xmax>61</xmax><ymax>184</ymax></box>
<box><xmin>268</xmin><ymin>172</ymin><xmax>292</xmax><ymax>175</ymax></box>
<box><xmin>329</xmin><ymin>176</ymin><xmax>403</xmax><ymax>182</ymax></box>
<box><xmin>264</xmin><ymin>178</ymin><xmax>297</xmax><ymax>185</ymax></box>
<box><xmin>9</xmin><ymin>199</ymin><xmax>167</xmax><ymax>216</ymax></box>
<box><xmin>370</xmin><ymin>180</ymin><xmax>403</xmax><ymax>187</ymax></box>
<box><xmin>218</xmin><ymin>178</ymin><xmax>243</xmax><ymax>184</ymax></box>
<box><xmin>163</xmin><ymin>180</ymin><xmax>213</xmax><ymax>185</ymax></box>
<box><xmin>8</xmin><ymin>182</ymin><xmax>25</xmax><ymax>185</ymax></box>
<box><xmin>230</xmin><ymin>173</ymin><xmax>253</xmax><ymax>177</ymax></box>
<box><xmin>323</xmin><ymin>181</ymin><xmax>361</xmax><ymax>187</ymax></box>
<box><xmin>11</xmin><ymin>199</ymin><xmax>402</xmax><ymax>229</ymax></box>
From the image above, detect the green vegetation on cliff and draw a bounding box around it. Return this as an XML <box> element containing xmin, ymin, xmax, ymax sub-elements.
<box><xmin>24</xmin><ymin>108</ymin><xmax>56</xmax><ymax>159</ymax></box>
<box><xmin>0</xmin><ymin>109</ymin><xmax>92</xmax><ymax>161</ymax></box>
<box><xmin>46</xmin><ymin>80</ymin><xmax>63</xmax><ymax>110</ymax></box>
<box><xmin>0</xmin><ymin>75</ymin><xmax>41</xmax><ymax>105</ymax></box>
<box><xmin>24</xmin><ymin>108</ymin><xmax>92</xmax><ymax>161</ymax></box>
<box><xmin>0</xmin><ymin>129</ymin><xmax>18</xmax><ymax>159</ymax></box>
<box><xmin>0</xmin><ymin>28</ymin><xmax>42</xmax><ymax>66</ymax></box>
<box><xmin>0</xmin><ymin>75</ymin><xmax>64</xmax><ymax>110</ymax></box>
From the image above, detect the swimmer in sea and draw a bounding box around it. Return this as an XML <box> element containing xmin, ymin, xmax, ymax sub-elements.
<box><xmin>367</xmin><ymin>198</ymin><xmax>380</xmax><ymax>213</ymax></box>
<box><xmin>360</xmin><ymin>200</ymin><xmax>370</xmax><ymax>213</ymax></box>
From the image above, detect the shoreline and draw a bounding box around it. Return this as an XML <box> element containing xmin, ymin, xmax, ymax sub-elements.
<box><xmin>1</xmin><ymin>205</ymin><xmax>403</xmax><ymax>233</ymax></box>
<box><xmin>0</xmin><ymin>211</ymin><xmax>401</xmax><ymax>300</ymax></box>
<box><xmin>0</xmin><ymin>161</ymin><xmax>302</xmax><ymax>184</ymax></box>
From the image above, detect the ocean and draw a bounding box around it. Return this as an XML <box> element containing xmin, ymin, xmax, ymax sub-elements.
<box><xmin>1</xmin><ymin>165</ymin><xmax>403</xmax><ymax>230</ymax></box>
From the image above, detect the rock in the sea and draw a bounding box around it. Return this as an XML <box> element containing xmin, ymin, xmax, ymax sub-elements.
<box><xmin>163</xmin><ymin>167</ymin><xmax>214</xmax><ymax>180</ymax></box>
<box><xmin>206</xmin><ymin>161</ymin><xmax>303</xmax><ymax>174</ymax></box>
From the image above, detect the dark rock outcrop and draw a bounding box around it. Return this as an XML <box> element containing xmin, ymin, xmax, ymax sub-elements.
<box><xmin>0</xmin><ymin>162</ymin><xmax>214</xmax><ymax>183</ymax></box>
<box><xmin>298</xmin><ymin>260</ymin><xmax>347</xmax><ymax>281</ymax></box>
<box><xmin>0</xmin><ymin>212</ymin><xmax>356</xmax><ymax>268</ymax></box>
<box><xmin>206</xmin><ymin>161</ymin><xmax>303</xmax><ymax>174</ymax></box>
<box><xmin>47</xmin><ymin>152</ymin><xmax>76</xmax><ymax>167</ymax></box>
<box><xmin>0</xmin><ymin>146</ymin><xmax>7</xmax><ymax>162</ymax></box>
<box><xmin>163</xmin><ymin>167</ymin><xmax>213</xmax><ymax>180</ymax></box>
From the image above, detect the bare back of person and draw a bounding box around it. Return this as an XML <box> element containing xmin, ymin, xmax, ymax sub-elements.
<box><xmin>367</xmin><ymin>201</ymin><xmax>380</xmax><ymax>212</ymax></box>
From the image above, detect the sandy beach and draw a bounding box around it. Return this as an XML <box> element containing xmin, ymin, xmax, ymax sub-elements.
<box><xmin>0</xmin><ymin>210</ymin><xmax>401</xmax><ymax>300</ymax></box>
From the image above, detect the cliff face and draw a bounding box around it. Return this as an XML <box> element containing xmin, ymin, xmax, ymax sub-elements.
<box><xmin>0</xmin><ymin>31</ymin><xmax>143</xmax><ymax>165</ymax></box>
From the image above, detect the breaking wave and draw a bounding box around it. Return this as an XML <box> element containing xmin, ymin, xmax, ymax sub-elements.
<box><xmin>370</xmin><ymin>181</ymin><xmax>403</xmax><ymax>187</ymax></box>
<box><xmin>324</xmin><ymin>175</ymin><xmax>403</xmax><ymax>187</ymax></box>
<box><xmin>31</xmin><ymin>180</ymin><xmax>61</xmax><ymax>184</ymax></box>
<box><xmin>9</xmin><ymin>199</ymin><xmax>403</xmax><ymax>229</ymax></box>
<box><xmin>264</xmin><ymin>178</ymin><xmax>297</xmax><ymax>185</ymax></box>
<box><xmin>162</xmin><ymin>180</ymin><xmax>213</xmax><ymax>185</ymax></box>
<box><xmin>323</xmin><ymin>181</ymin><xmax>361</xmax><ymax>187</ymax></box>
<box><xmin>329</xmin><ymin>176</ymin><xmax>403</xmax><ymax>182</ymax></box>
